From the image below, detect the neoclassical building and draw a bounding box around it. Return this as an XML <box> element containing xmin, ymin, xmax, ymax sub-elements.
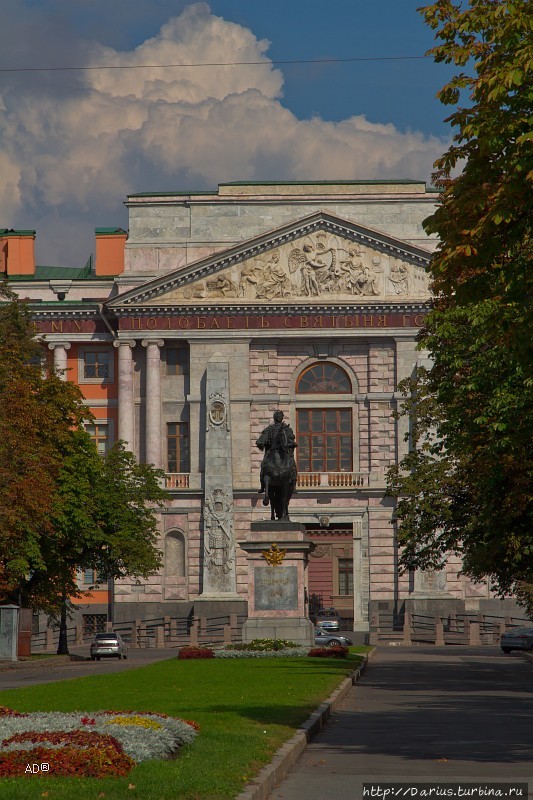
<box><xmin>2</xmin><ymin>180</ymin><xmax>507</xmax><ymax>635</ymax></box>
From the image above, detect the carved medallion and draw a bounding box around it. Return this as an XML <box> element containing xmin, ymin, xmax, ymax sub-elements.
<box><xmin>207</xmin><ymin>392</ymin><xmax>229</xmax><ymax>430</ymax></box>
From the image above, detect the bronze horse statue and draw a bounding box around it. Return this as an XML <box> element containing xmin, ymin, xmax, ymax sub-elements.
<box><xmin>256</xmin><ymin>411</ymin><xmax>297</xmax><ymax>521</ymax></box>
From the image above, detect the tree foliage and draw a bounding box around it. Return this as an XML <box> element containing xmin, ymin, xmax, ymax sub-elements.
<box><xmin>0</xmin><ymin>282</ymin><xmax>87</xmax><ymax>598</ymax></box>
<box><xmin>0</xmin><ymin>283</ymin><xmax>168</xmax><ymax>614</ymax></box>
<box><xmin>26</xmin><ymin>436</ymin><xmax>167</xmax><ymax>614</ymax></box>
<box><xmin>388</xmin><ymin>1</ymin><xmax>533</xmax><ymax>610</ymax></box>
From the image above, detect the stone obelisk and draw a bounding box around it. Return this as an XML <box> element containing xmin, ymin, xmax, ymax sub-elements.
<box><xmin>198</xmin><ymin>354</ymin><xmax>240</xmax><ymax>603</ymax></box>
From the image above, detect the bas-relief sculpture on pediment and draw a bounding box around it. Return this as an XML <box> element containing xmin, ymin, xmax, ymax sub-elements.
<box><xmin>146</xmin><ymin>231</ymin><xmax>430</xmax><ymax>305</ymax></box>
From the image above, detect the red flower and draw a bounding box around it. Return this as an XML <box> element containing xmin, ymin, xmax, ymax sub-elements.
<box><xmin>178</xmin><ymin>646</ymin><xmax>214</xmax><ymax>659</ymax></box>
<box><xmin>307</xmin><ymin>646</ymin><xmax>349</xmax><ymax>658</ymax></box>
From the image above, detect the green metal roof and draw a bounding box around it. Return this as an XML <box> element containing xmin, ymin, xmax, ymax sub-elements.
<box><xmin>0</xmin><ymin>228</ymin><xmax>36</xmax><ymax>236</ymax></box>
<box><xmin>7</xmin><ymin>264</ymin><xmax>108</xmax><ymax>282</ymax></box>
<box><xmin>95</xmin><ymin>227</ymin><xmax>127</xmax><ymax>235</ymax></box>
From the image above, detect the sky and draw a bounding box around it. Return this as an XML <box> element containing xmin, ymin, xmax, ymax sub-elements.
<box><xmin>0</xmin><ymin>0</ymin><xmax>456</xmax><ymax>267</ymax></box>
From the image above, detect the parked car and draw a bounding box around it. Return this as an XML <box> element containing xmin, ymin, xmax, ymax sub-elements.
<box><xmin>90</xmin><ymin>632</ymin><xmax>128</xmax><ymax>661</ymax></box>
<box><xmin>314</xmin><ymin>628</ymin><xmax>353</xmax><ymax>647</ymax></box>
<box><xmin>500</xmin><ymin>626</ymin><xmax>533</xmax><ymax>654</ymax></box>
<box><xmin>315</xmin><ymin>608</ymin><xmax>342</xmax><ymax>631</ymax></box>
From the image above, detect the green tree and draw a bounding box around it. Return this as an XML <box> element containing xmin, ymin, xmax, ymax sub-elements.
<box><xmin>28</xmin><ymin>434</ymin><xmax>168</xmax><ymax>654</ymax></box>
<box><xmin>0</xmin><ymin>282</ymin><xmax>87</xmax><ymax>600</ymax></box>
<box><xmin>387</xmin><ymin>1</ymin><xmax>533</xmax><ymax>609</ymax></box>
<box><xmin>0</xmin><ymin>284</ymin><xmax>169</xmax><ymax>650</ymax></box>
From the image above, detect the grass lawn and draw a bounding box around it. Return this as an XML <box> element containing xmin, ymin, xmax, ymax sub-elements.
<box><xmin>0</xmin><ymin>648</ymin><xmax>369</xmax><ymax>800</ymax></box>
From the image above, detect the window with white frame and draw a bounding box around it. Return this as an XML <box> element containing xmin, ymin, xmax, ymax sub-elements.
<box><xmin>79</xmin><ymin>347</ymin><xmax>114</xmax><ymax>384</ymax></box>
<box><xmin>85</xmin><ymin>422</ymin><xmax>111</xmax><ymax>456</ymax></box>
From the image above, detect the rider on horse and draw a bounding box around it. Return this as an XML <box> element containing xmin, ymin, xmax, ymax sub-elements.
<box><xmin>256</xmin><ymin>410</ymin><xmax>297</xmax><ymax>494</ymax></box>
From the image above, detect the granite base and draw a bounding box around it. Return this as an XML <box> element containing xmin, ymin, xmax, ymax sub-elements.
<box><xmin>241</xmin><ymin>617</ymin><xmax>314</xmax><ymax>645</ymax></box>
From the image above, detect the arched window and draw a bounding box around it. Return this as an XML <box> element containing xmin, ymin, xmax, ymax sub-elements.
<box><xmin>164</xmin><ymin>531</ymin><xmax>186</xmax><ymax>578</ymax></box>
<box><xmin>295</xmin><ymin>361</ymin><xmax>353</xmax><ymax>473</ymax></box>
<box><xmin>296</xmin><ymin>362</ymin><xmax>351</xmax><ymax>394</ymax></box>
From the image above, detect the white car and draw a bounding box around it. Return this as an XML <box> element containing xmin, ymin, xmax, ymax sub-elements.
<box><xmin>500</xmin><ymin>626</ymin><xmax>533</xmax><ymax>654</ymax></box>
<box><xmin>90</xmin><ymin>632</ymin><xmax>128</xmax><ymax>661</ymax></box>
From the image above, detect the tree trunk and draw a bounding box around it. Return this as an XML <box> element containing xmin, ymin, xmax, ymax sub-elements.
<box><xmin>56</xmin><ymin>591</ymin><xmax>69</xmax><ymax>655</ymax></box>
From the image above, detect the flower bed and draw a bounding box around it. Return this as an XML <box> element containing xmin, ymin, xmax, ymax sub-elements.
<box><xmin>0</xmin><ymin>708</ymin><xmax>198</xmax><ymax>778</ymax></box>
<box><xmin>213</xmin><ymin>646</ymin><xmax>310</xmax><ymax>658</ymax></box>
<box><xmin>308</xmin><ymin>646</ymin><xmax>349</xmax><ymax>658</ymax></box>
<box><xmin>176</xmin><ymin>638</ymin><xmax>351</xmax><ymax>659</ymax></box>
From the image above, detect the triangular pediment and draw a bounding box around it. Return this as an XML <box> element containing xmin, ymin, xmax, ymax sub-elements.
<box><xmin>108</xmin><ymin>212</ymin><xmax>432</xmax><ymax>309</ymax></box>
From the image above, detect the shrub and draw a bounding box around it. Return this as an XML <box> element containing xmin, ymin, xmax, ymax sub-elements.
<box><xmin>178</xmin><ymin>646</ymin><xmax>214</xmax><ymax>659</ymax></box>
<box><xmin>307</xmin><ymin>646</ymin><xmax>348</xmax><ymax>658</ymax></box>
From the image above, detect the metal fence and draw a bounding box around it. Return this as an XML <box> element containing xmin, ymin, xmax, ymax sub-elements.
<box><xmin>31</xmin><ymin>613</ymin><xmax>247</xmax><ymax>653</ymax></box>
<box><xmin>370</xmin><ymin>610</ymin><xmax>531</xmax><ymax>646</ymax></box>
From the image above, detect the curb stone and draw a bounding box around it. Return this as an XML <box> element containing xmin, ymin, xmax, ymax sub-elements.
<box><xmin>235</xmin><ymin>650</ymin><xmax>374</xmax><ymax>800</ymax></box>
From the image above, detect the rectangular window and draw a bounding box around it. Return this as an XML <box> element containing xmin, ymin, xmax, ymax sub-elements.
<box><xmin>83</xmin><ymin>350</ymin><xmax>110</xmax><ymax>380</ymax></box>
<box><xmin>82</xmin><ymin>569</ymin><xmax>97</xmax><ymax>585</ymax></box>
<box><xmin>167</xmin><ymin>422</ymin><xmax>190</xmax><ymax>472</ymax></box>
<box><xmin>82</xmin><ymin>614</ymin><xmax>107</xmax><ymax>637</ymax></box>
<box><xmin>338</xmin><ymin>558</ymin><xmax>353</xmax><ymax>596</ymax></box>
<box><xmin>166</xmin><ymin>347</ymin><xmax>189</xmax><ymax>376</ymax></box>
<box><xmin>86</xmin><ymin>423</ymin><xmax>110</xmax><ymax>456</ymax></box>
<box><xmin>296</xmin><ymin>409</ymin><xmax>352</xmax><ymax>472</ymax></box>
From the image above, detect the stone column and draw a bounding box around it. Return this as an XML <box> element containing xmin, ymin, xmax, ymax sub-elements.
<box><xmin>48</xmin><ymin>341</ymin><xmax>71</xmax><ymax>380</ymax></box>
<box><xmin>352</xmin><ymin>513</ymin><xmax>370</xmax><ymax>631</ymax></box>
<box><xmin>142</xmin><ymin>339</ymin><xmax>164</xmax><ymax>467</ymax></box>
<box><xmin>113</xmin><ymin>340</ymin><xmax>136</xmax><ymax>451</ymax></box>
<box><xmin>394</xmin><ymin>338</ymin><xmax>417</xmax><ymax>461</ymax></box>
<box><xmin>199</xmin><ymin>354</ymin><xmax>240</xmax><ymax>600</ymax></box>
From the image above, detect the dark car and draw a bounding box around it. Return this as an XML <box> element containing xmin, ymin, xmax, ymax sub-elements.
<box><xmin>500</xmin><ymin>626</ymin><xmax>533</xmax><ymax>654</ymax></box>
<box><xmin>314</xmin><ymin>628</ymin><xmax>352</xmax><ymax>647</ymax></box>
<box><xmin>90</xmin><ymin>632</ymin><xmax>128</xmax><ymax>661</ymax></box>
<box><xmin>315</xmin><ymin>608</ymin><xmax>342</xmax><ymax>631</ymax></box>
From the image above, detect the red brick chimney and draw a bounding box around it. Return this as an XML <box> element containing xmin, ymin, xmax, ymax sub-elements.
<box><xmin>0</xmin><ymin>229</ymin><xmax>36</xmax><ymax>276</ymax></box>
<box><xmin>95</xmin><ymin>228</ymin><xmax>127</xmax><ymax>276</ymax></box>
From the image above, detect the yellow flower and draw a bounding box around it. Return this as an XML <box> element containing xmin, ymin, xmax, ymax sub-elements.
<box><xmin>104</xmin><ymin>715</ymin><xmax>162</xmax><ymax>730</ymax></box>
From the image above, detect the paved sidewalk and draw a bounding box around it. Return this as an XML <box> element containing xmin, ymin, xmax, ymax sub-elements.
<box><xmin>269</xmin><ymin>647</ymin><xmax>532</xmax><ymax>800</ymax></box>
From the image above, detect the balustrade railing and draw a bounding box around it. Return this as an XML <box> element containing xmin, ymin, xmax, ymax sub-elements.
<box><xmin>165</xmin><ymin>473</ymin><xmax>190</xmax><ymax>489</ymax></box>
<box><xmin>297</xmin><ymin>472</ymin><xmax>368</xmax><ymax>488</ymax></box>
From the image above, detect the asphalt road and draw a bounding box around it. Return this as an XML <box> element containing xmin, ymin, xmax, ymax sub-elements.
<box><xmin>0</xmin><ymin>647</ymin><xmax>178</xmax><ymax>691</ymax></box>
<box><xmin>269</xmin><ymin>646</ymin><xmax>532</xmax><ymax>800</ymax></box>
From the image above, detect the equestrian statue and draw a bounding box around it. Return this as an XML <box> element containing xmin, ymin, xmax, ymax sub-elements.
<box><xmin>256</xmin><ymin>410</ymin><xmax>297</xmax><ymax>521</ymax></box>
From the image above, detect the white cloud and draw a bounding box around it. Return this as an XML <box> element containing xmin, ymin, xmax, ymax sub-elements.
<box><xmin>0</xmin><ymin>2</ymin><xmax>446</xmax><ymax>266</ymax></box>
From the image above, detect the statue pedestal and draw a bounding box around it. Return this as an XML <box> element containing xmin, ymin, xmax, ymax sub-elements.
<box><xmin>238</xmin><ymin>521</ymin><xmax>315</xmax><ymax>645</ymax></box>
